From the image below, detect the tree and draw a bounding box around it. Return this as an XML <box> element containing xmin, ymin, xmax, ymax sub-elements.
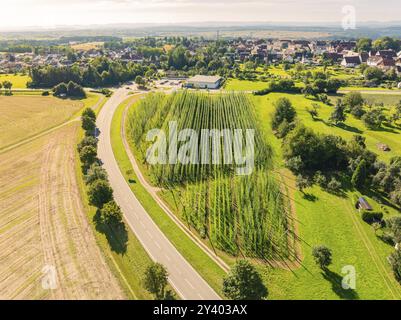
<box><xmin>85</xmin><ymin>163</ymin><xmax>108</xmax><ymax>185</ymax></box>
<box><xmin>302</xmin><ymin>85</ymin><xmax>315</xmax><ymax>98</ymax></box>
<box><xmin>0</xmin><ymin>82</ymin><xmax>2</xmax><ymax>94</ymax></box>
<box><xmin>82</xmin><ymin>108</ymin><xmax>96</xmax><ymax>121</ymax></box>
<box><xmin>312</xmin><ymin>246</ymin><xmax>332</xmax><ymax>269</ymax></box>
<box><xmin>2</xmin><ymin>81</ymin><xmax>13</xmax><ymax>95</ymax></box>
<box><xmin>326</xmin><ymin>79</ymin><xmax>342</xmax><ymax>94</ymax></box>
<box><xmin>100</xmin><ymin>200</ymin><xmax>123</xmax><ymax>227</ymax></box>
<box><xmin>326</xmin><ymin>177</ymin><xmax>342</xmax><ymax>193</ymax></box>
<box><xmin>356</xmin><ymin>38</ymin><xmax>372</xmax><ymax>52</ymax></box>
<box><xmin>362</xmin><ymin>108</ymin><xmax>386</xmax><ymax>129</ymax></box>
<box><xmin>222</xmin><ymin>260</ymin><xmax>268</xmax><ymax>300</ymax></box>
<box><xmin>135</xmin><ymin>75</ymin><xmax>145</xmax><ymax>88</ymax></box>
<box><xmin>329</xmin><ymin>101</ymin><xmax>347</xmax><ymax>125</ymax></box>
<box><xmin>351</xmin><ymin>159</ymin><xmax>367</xmax><ymax>189</ymax></box>
<box><xmin>313</xmin><ymin>79</ymin><xmax>327</xmax><ymax>93</ymax></box>
<box><xmin>88</xmin><ymin>179</ymin><xmax>113</xmax><ymax>209</ymax></box>
<box><xmin>78</xmin><ymin>135</ymin><xmax>98</xmax><ymax>153</ymax></box>
<box><xmin>388</xmin><ymin>250</ymin><xmax>401</xmax><ymax>284</ymax></box>
<box><xmin>364</xmin><ymin>67</ymin><xmax>384</xmax><ymax>82</ymax></box>
<box><xmin>296</xmin><ymin>175</ymin><xmax>311</xmax><ymax>194</ymax></box>
<box><xmin>372</xmin><ymin>222</ymin><xmax>382</xmax><ymax>235</ymax></box>
<box><xmin>53</xmin><ymin>82</ymin><xmax>68</xmax><ymax>96</ymax></box>
<box><xmin>66</xmin><ymin>81</ymin><xmax>86</xmax><ymax>97</ymax></box>
<box><xmin>373</xmin><ymin>36</ymin><xmax>400</xmax><ymax>51</ymax></box>
<box><xmin>344</xmin><ymin>92</ymin><xmax>364</xmax><ymax>110</ymax></box>
<box><xmin>144</xmin><ymin>263</ymin><xmax>169</xmax><ymax>299</ymax></box>
<box><xmin>271</xmin><ymin>97</ymin><xmax>296</xmax><ymax>131</ymax></box>
<box><xmin>82</xmin><ymin>115</ymin><xmax>96</xmax><ymax>133</ymax></box>
<box><xmin>306</xmin><ymin>103</ymin><xmax>320</xmax><ymax>120</ymax></box>
<box><xmin>79</xmin><ymin>145</ymin><xmax>97</xmax><ymax>169</ymax></box>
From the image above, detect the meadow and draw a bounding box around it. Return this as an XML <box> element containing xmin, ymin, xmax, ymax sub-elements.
<box><xmin>252</xmin><ymin>92</ymin><xmax>401</xmax><ymax>299</ymax></box>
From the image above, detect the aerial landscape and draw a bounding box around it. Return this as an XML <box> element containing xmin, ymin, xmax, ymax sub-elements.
<box><xmin>1</xmin><ymin>0</ymin><xmax>401</xmax><ymax>306</ymax></box>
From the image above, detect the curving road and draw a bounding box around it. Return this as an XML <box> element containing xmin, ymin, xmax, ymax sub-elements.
<box><xmin>97</xmin><ymin>88</ymin><xmax>221</xmax><ymax>300</ymax></box>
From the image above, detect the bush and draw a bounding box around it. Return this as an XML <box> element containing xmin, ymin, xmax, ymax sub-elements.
<box><xmin>362</xmin><ymin>211</ymin><xmax>383</xmax><ymax>224</ymax></box>
<box><xmin>41</xmin><ymin>91</ymin><xmax>50</xmax><ymax>96</ymax></box>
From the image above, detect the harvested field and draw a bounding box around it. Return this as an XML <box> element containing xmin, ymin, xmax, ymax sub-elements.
<box><xmin>0</xmin><ymin>95</ymin><xmax>99</xmax><ymax>150</ymax></box>
<box><xmin>0</xmin><ymin>123</ymin><xmax>124</xmax><ymax>299</ymax></box>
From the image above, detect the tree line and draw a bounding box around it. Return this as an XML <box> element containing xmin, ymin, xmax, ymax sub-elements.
<box><xmin>28</xmin><ymin>57</ymin><xmax>149</xmax><ymax>88</ymax></box>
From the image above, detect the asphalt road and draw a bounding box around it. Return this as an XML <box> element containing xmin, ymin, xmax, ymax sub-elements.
<box><xmin>97</xmin><ymin>88</ymin><xmax>221</xmax><ymax>300</ymax></box>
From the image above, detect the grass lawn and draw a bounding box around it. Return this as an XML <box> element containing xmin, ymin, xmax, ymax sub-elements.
<box><xmin>0</xmin><ymin>93</ymin><xmax>101</xmax><ymax>150</ymax></box>
<box><xmin>0</xmin><ymin>74</ymin><xmax>31</xmax><ymax>88</ymax></box>
<box><xmin>253</xmin><ymin>93</ymin><xmax>401</xmax><ymax>299</ymax></box>
<box><xmin>224</xmin><ymin>78</ymin><xmax>268</xmax><ymax>91</ymax></box>
<box><xmin>111</xmin><ymin>96</ymin><xmax>227</xmax><ymax>297</ymax></box>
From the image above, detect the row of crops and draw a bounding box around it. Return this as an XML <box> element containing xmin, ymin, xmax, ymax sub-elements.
<box><xmin>127</xmin><ymin>91</ymin><xmax>293</xmax><ymax>261</ymax></box>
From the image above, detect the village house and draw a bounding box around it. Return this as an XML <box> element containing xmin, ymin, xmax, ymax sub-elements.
<box><xmin>341</xmin><ymin>55</ymin><xmax>361</xmax><ymax>68</ymax></box>
<box><xmin>367</xmin><ymin>56</ymin><xmax>383</xmax><ymax>67</ymax></box>
<box><xmin>377</xmin><ymin>58</ymin><xmax>396</xmax><ymax>71</ymax></box>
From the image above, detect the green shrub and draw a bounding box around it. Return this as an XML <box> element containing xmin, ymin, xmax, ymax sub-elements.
<box><xmin>362</xmin><ymin>211</ymin><xmax>383</xmax><ymax>224</ymax></box>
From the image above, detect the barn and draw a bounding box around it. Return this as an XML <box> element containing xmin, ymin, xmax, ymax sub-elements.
<box><xmin>185</xmin><ymin>75</ymin><xmax>223</xmax><ymax>89</ymax></box>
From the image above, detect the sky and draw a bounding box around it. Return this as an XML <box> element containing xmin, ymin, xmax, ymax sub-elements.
<box><xmin>1</xmin><ymin>0</ymin><xmax>400</xmax><ymax>29</ymax></box>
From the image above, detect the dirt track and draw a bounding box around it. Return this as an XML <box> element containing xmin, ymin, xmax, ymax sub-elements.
<box><xmin>0</xmin><ymin>123</ymin><xmax>124</xmax><ymax>300</ymax></box>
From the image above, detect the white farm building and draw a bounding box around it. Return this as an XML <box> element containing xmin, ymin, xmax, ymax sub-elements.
<box><xmin>185</xmin><ymin>75</ymin><xmax>223</xmax><ymax>89</ymax></box>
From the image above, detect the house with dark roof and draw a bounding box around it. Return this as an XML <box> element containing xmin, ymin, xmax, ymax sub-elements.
<box><xmin>378</xmin><ymin>58</ymin><xmax>396</xmax><ymax>71</ymax></box>
<box><xmin>359</xmin><ymin>52</ymin><xmax>369</xmax><ymax>63</ymax></box>
<box><xmin>341</xmin><ymin>55</ymin><xmax>361</xmax><ymax>68</ymax></box>
<box><xmin>376</xmin><ymin>50</ymin><xmax>397</xmax><ymax>59</ymax></box>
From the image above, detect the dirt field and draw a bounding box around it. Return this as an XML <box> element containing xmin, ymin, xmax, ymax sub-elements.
<box><xmin>0</xmin><ymin>95</ymin><xmax>95</xmax><ymax>150</ymax></box>
<box><xmin>0</xmin><ymin>123</ymin><xmax>124</xmax><ymax>299</ymax></box>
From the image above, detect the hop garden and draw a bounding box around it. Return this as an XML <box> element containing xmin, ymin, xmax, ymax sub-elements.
<box><xmin>128</xmin><ymin>91</ymin><xmax>295</xmax><ymax>261</ymax></box>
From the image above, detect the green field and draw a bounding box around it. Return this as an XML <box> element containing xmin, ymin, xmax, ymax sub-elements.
<box><xmin>224</xmin><ymin>79</ymin><xmax>269</xmax><ymax>91</ymax></box>
<box><xmin>0</xmin><ymin>74</ymin><xmax>31</xmax><ymax>88</ymax></box>
<box><xmin>252</xmin><ymin>92</ymin><xmax>401</xmax><ymax>299</ymax></box>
